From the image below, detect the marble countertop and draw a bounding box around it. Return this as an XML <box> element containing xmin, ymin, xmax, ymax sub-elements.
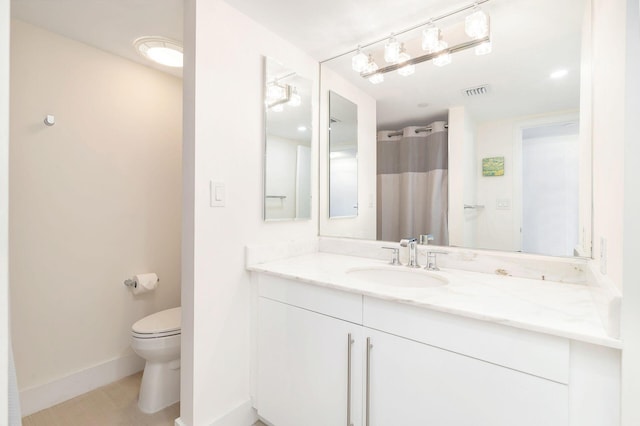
<box><xmin>248</xmin><ymin>252</ymin><xmax>622</xmax><ymax>349</ymax></box>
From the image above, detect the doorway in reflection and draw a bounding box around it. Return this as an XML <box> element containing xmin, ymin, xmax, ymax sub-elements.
<box><xmin>521</xmin><ymin>122</ymin><xmax>579</xmax><ymax>256</ymax></box>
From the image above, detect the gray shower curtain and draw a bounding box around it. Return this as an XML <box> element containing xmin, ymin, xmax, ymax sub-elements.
<box><xmin>377</xmin><ymin>122</ymin><xmax>449</xmax><ymax>245</ymax></box>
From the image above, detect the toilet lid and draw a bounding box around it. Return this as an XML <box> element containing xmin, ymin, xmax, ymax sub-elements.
<box><xmin>132</xmin><ymin>307</ymin><xmax>181</xmax><ymax>335</ymax></box>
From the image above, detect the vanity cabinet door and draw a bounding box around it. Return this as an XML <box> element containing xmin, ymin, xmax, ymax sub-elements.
<box><xmin>257</xmin><ymin>297</ymin><xmax>363</xmax><ymax>426</ymax></box>
<box><xmin>365</xmin><ymin>328</ymin><xmax>568</xmax><ymax>426</ymax></box>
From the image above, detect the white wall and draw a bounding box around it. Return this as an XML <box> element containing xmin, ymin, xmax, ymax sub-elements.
<box><xmin>1</xmin><ymin>0</ymin><xmax>10</xmax><ymax>421</ymax></box>
<box><xmin>619</xmin><ymin>0</ymin><xmax>640</xmax><ymax>423</ymax></box>
<box><xmin>448</xmin><ymin>106</ymin><xmax>477</xmax><ymax>248</ymax></box>
<box><xmin>9</xmin><ymin>20</ymin><xmax>182</xmax><ymax>407</ymax></box>
<box><xmin>591</xmin><ymin>0</ymin><xmax>626</xmax><ymax>288</ymax></box>
<box><xmin>473</xmin><ymin>110</ymin><xmax>580</xmax><ymax>252</ymax></box>
<box><xmin>182</xmin><ymin>1</ymin><xmax>319</xmax><ymax>424</ymax></box>
<box><xmin>320</xmin><ymin>66</ymin><xmax>377</xmax><ymax>240</ymax></box>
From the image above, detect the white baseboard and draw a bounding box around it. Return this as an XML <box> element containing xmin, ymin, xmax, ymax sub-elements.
<box><xmin>20</xmin><ymin>353</ymin><xmax>145</xmax><ymax>416</ymax></box>
<box><xmin>210</xmin><ymin>400</ymin><xmax>257</xmax><ymax>426</ymax></box>
<box><xmin>174</xmin><ymin>400</ymin><xmax>256</xmax><ymax>426</ymax></box>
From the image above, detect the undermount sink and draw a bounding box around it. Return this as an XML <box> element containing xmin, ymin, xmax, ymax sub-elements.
<box><xmin>346</xmin><ymin>266</ymin><xmax>448</xmax><ymax>288</ymax></box>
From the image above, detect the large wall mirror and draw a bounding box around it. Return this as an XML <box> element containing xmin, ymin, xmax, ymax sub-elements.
<box><xmin>329</xmin><ymin>91</ymin><xmax>358</xmax><ymax>218</ymax></box>
<box><xmin>319</xmin><ymin>0</ymin><xmax>592</xmax><ymax>258</ymax></box>
<box><xmin>264</xmin><ymin>57</ymin><xmax>312</xmax><ymax>221</ymax></box>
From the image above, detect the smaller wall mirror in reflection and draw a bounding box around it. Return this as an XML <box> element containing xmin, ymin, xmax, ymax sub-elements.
<box><xmin>329</xmin><ymin>91</ymin><xmax>358</xmax><ymax>218</ymax></box>
<box><xmin>264</xmin><ymin>57</ymin><xmax>312</xmax><ymax>221</ymax></box>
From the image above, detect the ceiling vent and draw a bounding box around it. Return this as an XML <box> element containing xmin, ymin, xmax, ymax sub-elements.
<box><xmin>462</xmin><ymin>85</ymin><xmax>490</xmax><ymax>97</ymax></box>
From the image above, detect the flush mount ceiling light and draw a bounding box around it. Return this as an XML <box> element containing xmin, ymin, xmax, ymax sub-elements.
<box><xmin>350</xmin><ymin>0</ymin><xmax>491</xmax><ymax>84</ymax></box>
<box><xmin>134</xmin><ymin>37</ymin><xmax>183</xmax><ymax>68</ymax></box>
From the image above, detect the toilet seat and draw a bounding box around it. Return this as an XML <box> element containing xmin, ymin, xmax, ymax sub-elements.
<box><xmin>132</xmin><ymin>307</ymin><xmax>181</xmax><ymax>339</ymax></box>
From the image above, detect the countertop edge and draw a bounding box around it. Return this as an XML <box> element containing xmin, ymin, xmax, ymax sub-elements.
<box><xmin>248</xmin><ymin>264</ymin><xmax>623</xmax><ymax>350</ymax></box>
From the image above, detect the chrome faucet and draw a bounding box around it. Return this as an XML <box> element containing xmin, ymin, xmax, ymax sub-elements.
<box><xmin>400</xmin><ymin>238</ymin><xmax>420</xmax><ymax>268</ymax></box>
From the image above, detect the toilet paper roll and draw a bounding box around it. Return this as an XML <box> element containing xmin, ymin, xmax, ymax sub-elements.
<box><xmin>132</xmin><ymin>273</ymin><xmax>159</xmax><ymax>295</ymax></box>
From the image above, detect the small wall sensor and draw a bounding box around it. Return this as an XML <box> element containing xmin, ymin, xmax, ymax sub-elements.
<box><xmin>44</xmin><ymin>115</ymin><xmax>55</xmax><ymax>126</ymax></box>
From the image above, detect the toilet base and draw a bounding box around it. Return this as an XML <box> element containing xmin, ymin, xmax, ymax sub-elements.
<box><xmin>138</xmin><ymin>359</ymin><xmax>181</xmax><ymax>414</ymax></box>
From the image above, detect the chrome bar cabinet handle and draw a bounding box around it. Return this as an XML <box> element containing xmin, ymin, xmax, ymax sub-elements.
<box><xmin>366</xmin><ymin>337</ymin><xmax>373</xmax><ymax>426</ymax></box>
<box><xmin>347</xmin><ymin>333</ymin><xmax>354</xmax><ymax>426</ymax></box>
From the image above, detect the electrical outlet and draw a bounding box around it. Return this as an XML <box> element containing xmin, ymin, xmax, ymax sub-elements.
<box><xmin>496</xmin><ymin>198</ymin><xmax>511</xmax><ymax>210</ymax></box>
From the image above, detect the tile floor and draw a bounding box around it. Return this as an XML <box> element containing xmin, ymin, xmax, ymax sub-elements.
<box><xmin>22</xmin><ymin>373</ymin><xmax>179</xmax><ymax>426</ymax></box>
<box><xmin>22</xmin><ymin>372</ymin><xmax>268</xmax><ymax>426</ymax></box>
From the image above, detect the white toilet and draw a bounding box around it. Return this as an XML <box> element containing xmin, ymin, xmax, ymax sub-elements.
<box><xmin>131</xmin><ymin>307</ymin><xmax>181</xmax><ymax>413</ymax></box>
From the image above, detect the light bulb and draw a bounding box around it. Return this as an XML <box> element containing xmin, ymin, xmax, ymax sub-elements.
<box><xmin>422</xmin><ymin>25</ymin><xmax>441</xmax><ymax>53</ymax></box>
<box><xmin>433</xmin><ymin>41</ymin><xmax>451</xmax><ymax>67</ymax></box>
<box><xmin>397</xmin><ymin>46</ymin><xmax>414</xmax><ymax>76</ymax></box>
<box><xmin>475</xmin><ymin>41</ymin><xmax>492</xmax><ymax>55</ymax></box>
<box><xmin>369</xmin><ymin>73</ymin><xmax>384</xmax><ymax>84</ymax></box>
<box><xmin>266</xmin><ymin>83</ymin><xmax>286</xmax><ymax>104</ymax></box>
<box><xmin>287</xmin><ymin>87</ymin><xmax>301</xmax><ymax>107</ymax></box>
<box><xmin>384</xmin><ymin>35</ymin><xmax>400</xmax><ymax>63</ymax></box>
<box><xmin>352</xmin><ymin>47</ymin><xmax>369</xmax><ymax>73</ymax></box>
<box><xmin>146</xmin><ymin>47</ymin><xmax>183</xmax><ymax>67</ymax></box>
<box><xmin>365</xmin><ymin>56</ymin><xmax>384</xmax><ymax>84</ymax></box>
<box><xmin>465</xmin><ymin>8</ymin><xmax>489</xmax><ymax>39</ymax></box>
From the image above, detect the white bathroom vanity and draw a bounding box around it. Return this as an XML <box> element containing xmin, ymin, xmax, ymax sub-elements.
<box><xmin>247</xmin><ymin>239</ymin><xmax>621</xmax><ymax>426</ymax></box>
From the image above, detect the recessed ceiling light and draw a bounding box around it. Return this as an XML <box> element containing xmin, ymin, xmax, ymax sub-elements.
<box><xmin>550</xmin><ymin>69</ymin><xmax>569</xmax><ymax>79</ymax></box>
<box><xmin>297</xmin><ymin>126</ymin><xmax>307</xmax><ymax>132</ymax></box>
<box><xmin>134</xmin><ymin>37</ymin><xmax>183</xmax><ymax>68</ymax></box>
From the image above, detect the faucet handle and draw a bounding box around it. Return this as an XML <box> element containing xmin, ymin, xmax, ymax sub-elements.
<box><xmin>425</xmin><ymin>250</ymin><xmax>448</xmax><ymax>271</ymax></box>
<box><xmin>382</xmin><ymin>247</ymin><xmax>401</xmax><ymax>265</ymax></box>
<box><xmin>419</xmin><ymin>234</ymin><xmax>434</xmax><ymax>245</ymax></box>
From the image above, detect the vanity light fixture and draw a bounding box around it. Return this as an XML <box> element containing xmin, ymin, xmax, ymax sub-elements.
<box><xmin>433</xmin><ymin>42</ymin><xmax>452</xmax><ymax>67</ymax></box>
<box><xmin>422</xmin><ymin>23</ymin><xmax>442</xmax><ymax>53</ymax></box>
<box><xmin>352</xmin><ymin>46</ymin><xmax>369</xmax><ymax>72</ymax></box>
<box><xmin>465</xmin><ymin>4</ymin><xmax>490</xmax><ymax>39</ymax></box>
<box><xmin>265</xmin><ymin>73</ymin><xmax>303</xmax><ymax>110</ymax></box>
<box><xmin>134</xmin><ymin>37</ymin><xmax>183</xmax><ymax>68</ymax></box>
<box><xmin>287</xmin><ymin>87</ymin><xmax>302</xmax><ymax>107</ymax></box>
<box><xmin>365</xmin><ymin>55</ymin><xmax>384</xmax><ymax>84</ymax></box>
<box><xmin>384</xmin><ymin>34</ymin><xmax>401</xmax><ymax>63</ymax></box>
<box><xmin>475</xmin><ymin>41</ymin><xmax>492</xmax><ymax>55</ymax></box>
<box><xmin>397</xmin><ymin>44</ymin><xmax>415</xmax><ymax>76</ymax></box>
<box><xmin>351</xmin><ymin>0</ymin><xmax>491</xmax><ymax>84</ymax></box>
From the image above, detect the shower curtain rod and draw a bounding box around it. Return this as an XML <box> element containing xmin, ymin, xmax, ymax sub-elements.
<box><xmin>386</xmin><ymin>123</ymin><xmax>449</xmax><ymax>138</ymax></box>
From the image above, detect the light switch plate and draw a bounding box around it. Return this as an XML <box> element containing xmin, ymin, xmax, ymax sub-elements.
<box><xmin>210</xmin><ymin>181</ymin><xmax>225</xmax><ymax>207</ymax></box>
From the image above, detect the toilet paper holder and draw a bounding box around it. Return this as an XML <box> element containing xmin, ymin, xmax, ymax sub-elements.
<box><xmin>124</xmin><ymin>277</ymin><xmax>160</xmax><ymax>288</ymax></box>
